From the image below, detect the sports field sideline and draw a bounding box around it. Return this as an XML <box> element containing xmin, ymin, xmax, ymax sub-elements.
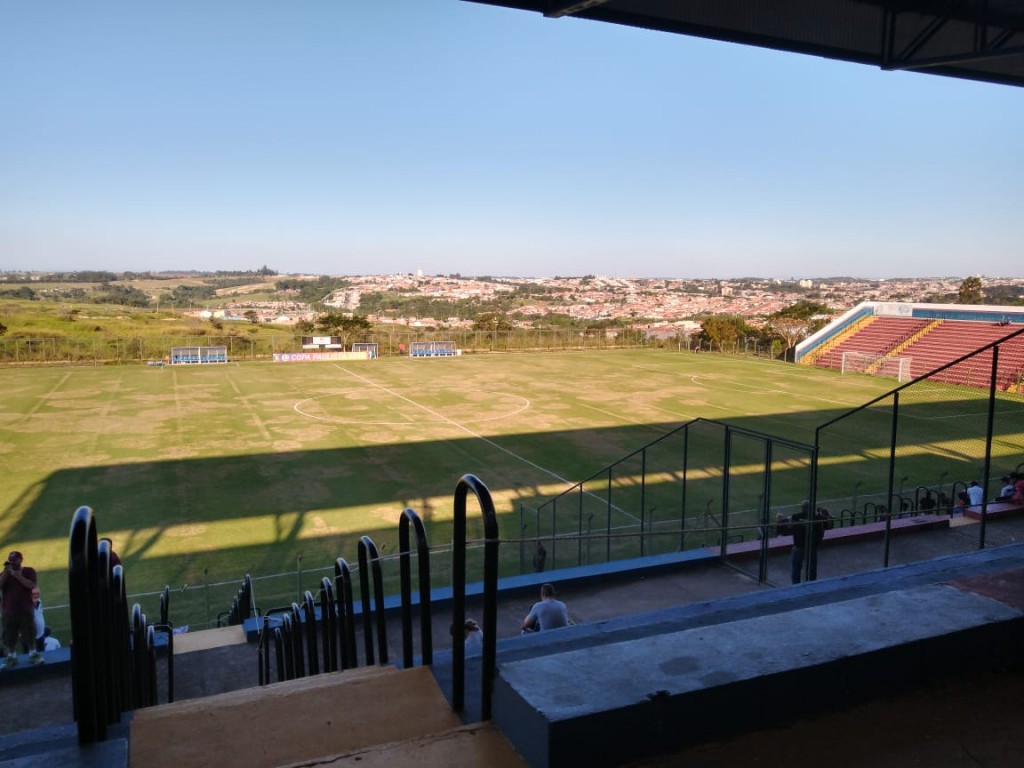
<box><xmin>2</xmin><ymin>349</ymin><xmax>1021</xmax><ymax>635</ymax></box>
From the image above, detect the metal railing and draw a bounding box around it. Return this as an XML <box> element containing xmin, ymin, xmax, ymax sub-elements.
<box><xmin>69</xmin><ymin>506</ymin><xmax>173</xmax><ymax>745</ymax></box>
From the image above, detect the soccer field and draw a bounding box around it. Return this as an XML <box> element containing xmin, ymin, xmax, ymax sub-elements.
<box><xmin>2</xmin><ymin>349</ymin><xmax>1021</xmax><ymax>634</ymax></box>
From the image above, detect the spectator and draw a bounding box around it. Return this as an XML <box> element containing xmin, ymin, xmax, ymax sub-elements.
<box><xmin>32</xmin><ymin>587</ymin><xmax>45</xmax><ymax>653</ymax></box>
<box><xmin>532</xmin><ymin>540</ymin><xmax>547</xmax><ymax>573</ymax></box>
<box><xmin>918</xmin><ymin>491</ymin><xmax>937</xmax><ymax>513</ymax></box>
<box><xmin>0</xmin><ymin>551</ymin><xmax>40</xmax><ymax>666</ymax></box>
<box><xmin>776</xmin><ymin>503</ymin><xmax>833</xmax><ymax>584</ymax></box>
<box><xmin>463</xmin><ymin>619</ymin><xmax>483</xmax><ymax>651</ymax></box>
<box><xmin>954</xmin><ymin>491</ymin><xmax>970</xmax><ymax>515</ymax></box>
<box><xmin>1013</xmin><ymin>473</ymin><xmax>1024</xmax><ymax>503</ymax></box>
<box><xmin>966</xmin><ymin>481</ymin><xmax>984</xmax><ymax>507</ymax></box>
<box><xmin>996</xmin><ymin>476</ymin><xmax>1015</xmax><ymax>502</ymax></box>
<box><xmin>521</xmin><ymin>583</ymin><xmax>570</xmax><ymax>634</ymax></box>
<box><xmin>41</xmin><ymin>627</ymin><xmax>60</xmax><ymax>652</ymax></box>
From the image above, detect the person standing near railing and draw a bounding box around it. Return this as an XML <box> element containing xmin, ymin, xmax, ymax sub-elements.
<box><xmin>776</xmin><ymin>503</ymin><xmax>833</xmax><ymax>584</ymax></box>
<box><xmin>0</xmin><ymin>551</ymin><xmax>40</xmax><ymax>666</ymax></box>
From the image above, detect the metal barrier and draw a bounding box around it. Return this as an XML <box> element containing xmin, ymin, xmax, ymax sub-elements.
<box><xmin>71</xmin><ymin>477</ymin><xmax>504</xmax><ymax>735</ymax></box>
<box><xmin>399</xmin><ymin>508</ymin><xmax>432</xmax><ymax>668</ymax></box>
<box><xmin>69</xmin><ymin>506</ymin><xmax>178</xmax><ymax>744</ymax></box>
<box><xmin>357</xmin><ymin>536</ymin><xmax>388</xmax><ymax>665</ymax></box>
<box><xmin>334</xmin><ymin>558</ymin><xmax>357</xmax><ymax>670</ymax></box>
<box><xmin>69</xmin><ymin>506</ymin><xmax>104</xmax><ymax>744</ymax></box>
<box><xmin>451</xmin><ymin>474</ymin><xmax>500</xmax><ymax>720</ymax></box>
<box><xmin>219</xmin><ymin>574</ymin><xmax>254</xmax><ymax>627</ymax></box>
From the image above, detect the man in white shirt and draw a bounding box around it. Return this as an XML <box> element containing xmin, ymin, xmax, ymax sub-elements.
<box><xmin>966</xmin><ymin>481</ymin><xmax>984</xmax><ymax>506</ymax></box>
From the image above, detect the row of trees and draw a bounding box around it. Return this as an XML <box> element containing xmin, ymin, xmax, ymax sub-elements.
<box><xmin>697</xmin><ymin>300</ymin><xmax>832</xmax><ymax>356</ymax></box>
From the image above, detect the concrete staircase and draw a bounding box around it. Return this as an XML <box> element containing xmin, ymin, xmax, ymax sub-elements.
<box><xmin>128</xmin><ymin>665</ymin><xmax>526</xmax><ymax>768</ymax></box>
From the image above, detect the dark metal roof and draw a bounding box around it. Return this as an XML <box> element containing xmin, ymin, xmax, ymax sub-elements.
<box><xmin>465</xmin><ymin>1</ymin><xmax>1024</xmax><ymax>88</ymax></box>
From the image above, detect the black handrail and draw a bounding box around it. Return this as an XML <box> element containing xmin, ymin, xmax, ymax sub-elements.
<box><xmin>110</xmin><ymin>564</ymin><xmax>132</xmax><ymax>712</ymax></box>
<box><xmin>399</xmin><ymin>507</ymin><xmax>433</xmax><ymax>668</ymax></box>
<box><xmin>279</xmin><ymin>612</ymin><xmax>295</xmax><ymax>680</ymax></box>
<box><xmin>302</xmin><ymin>591</ymin><xmax>319</xmax><ymax>675</ymax></box>
<box><xmin>334</xmin><ymin>558</ymin><xmax>357</xmax><ymax>670</ymax></box>
<box><xmin>273</xmin><ymin>626</ymin><xmax>285</xmax><ymax>682</ymax></box>
<box><xmin>357</xmin><ymin>536</ymin><xmax>388</xmax><ymax>665</ymax></box>
<box><xmin>451</xmin><ymin>474</ymin><xmax>499</xmax><ymax>720</ymax></box>
<box><xmin>131</xmin><ymin>605</ymin><xmax>154</xmax><ymax>707</ymax></box>
<box><xmin>96</xmin><ymin>538</ymin><xmax>117</xmax><ymax>724</ymax></box>
<box><xmin>319</xmin><ymin>577</ymin><xmax>338</xmax><ymax>673</ymax></box>
<box><xmin>289</xmin><ymin>603</ymin><xmax>305</xmax><ymax>678</ymax></box>
<box><xmin>69</xmin><ymin>505</ymin><xmax>104</xmax><ymax>744</ymax></box>
<box><xmin>145</xmin><ymin>624</ymin><xmax>158</xmax><ymax>706</ymax></box>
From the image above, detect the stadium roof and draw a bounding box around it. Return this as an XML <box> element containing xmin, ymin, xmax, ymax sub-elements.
<box><xmin>465</xmin><ymin>1</ymin><xmax>1024</xmax><ymax>89</ymax></box>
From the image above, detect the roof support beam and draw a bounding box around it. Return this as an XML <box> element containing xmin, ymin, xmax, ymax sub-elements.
<box><xmin>889</xmin><ymin>40</ymin><xmax>1024</xmax><ymax>71</ymax></box>
<box><xmin>544</xmin><ymin>0</ymin><xmax>611</xmax><ymax>19</ymax></box>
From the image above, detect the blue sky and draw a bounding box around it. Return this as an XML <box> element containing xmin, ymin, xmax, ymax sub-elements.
<box><xmin>1</xmin><ymin>1</ymin><xmax>1020</xmax><ymax>279</ymax></box>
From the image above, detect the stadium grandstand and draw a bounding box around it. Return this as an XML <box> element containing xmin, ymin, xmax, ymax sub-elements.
<box><xmin>7</xmin><ymin>2</ymin><xmax>1024</xmax><ymax>767</ymax></box>
<box><xmin>797</xmin><ymin>302</ymin><xmax>1024</xmax><ymax>389</ymax></box>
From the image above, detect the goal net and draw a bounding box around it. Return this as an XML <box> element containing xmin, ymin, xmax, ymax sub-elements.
<box><xmin>841</xmin><ymin>351</ymin><xmax>912</xmax><ymax>382</ymax></box>
<box><xmin>352</xmin><ymin>342</ymin><xmax>378</xmax><ymax>359</ymax></box>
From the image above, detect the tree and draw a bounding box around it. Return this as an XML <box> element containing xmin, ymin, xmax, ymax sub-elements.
<box><xmin>472</xmin><ymin>312</ymin><xmax>513</xmax><ymax>332</ymax></box>
<box><xmin>243</xmin><ymin>310</ymin><xmax>259</xmax><ymax>324</ymax></box>
<box><xmin>699</xmin><ymin>314</ymin><xmax>754</xmax><ymax>352</ymax></box>
<box><xmin>957</xmin><ymin>276</ymin><xmax>984</xmax><ymax>304</ymax></box>
<box><xmin>0</xmin><ymin>321</ymin><xmax>7</xmax><ymax>337</ymax></box>
<box><xmin>765</xmin><ymin>301</ymin><xmax>833</xmax><ymax>352</ymax></box>
<box><xmin>314</xmin><ymin>312</ymin><xmax>371</xmax><ymax>346</ymax></box>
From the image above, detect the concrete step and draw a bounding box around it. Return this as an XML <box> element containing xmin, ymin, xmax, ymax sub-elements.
<box><xmin>0</xmin><ymin>722</ymin><xmax>128</xmax><ymax>767</ymax></box>
<box><xmin>283</xmin><ymin>722</ymin><xmax>527</xmax><ymax>767</ymax></box>
<box><xmin>128</xmin><ymin>665</ymin><xmax>462</xmax><ymax>768</ymax></box>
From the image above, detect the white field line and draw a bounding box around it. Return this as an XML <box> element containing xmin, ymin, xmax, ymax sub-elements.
<box><xmin>226</xmin><ymin>374</ymin><xmax>273</xmax><ymax>441</ymax></box>
<box><xmin>329</xmin><ymin>364</ymin><xmax>568</xmax><ymax>485</ymax></box>
<box><xmin>631</xmin><ymin>363</ymin><xmax>868</xmax><ymax>410</ymax></box>
<box><xmin>575</xmin><ymin>401</ymin><xmax>677</xmax><ymax>432</ymax></box>
<box><xmin>327</xmin><ymin>364</ymin><xmax>642</xmax><ymax>524</ymax></box>
<box><xmin>293</xmin><ymin>389</ymin><xmax>530</xmax><ymax>426</ymax></box>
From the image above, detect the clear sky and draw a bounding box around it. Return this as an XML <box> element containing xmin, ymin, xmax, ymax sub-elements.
<box><xmin>1</xmin><ymin>1</ymin><xmax>1021</xmax><ymax>279</ymax></box>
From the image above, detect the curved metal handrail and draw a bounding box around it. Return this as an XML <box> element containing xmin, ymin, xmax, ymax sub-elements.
<box><xmin>69</xmin><ymin>506</ymin><xmax>104</xmax><ymax>744</ymax></box>
<box><xmin>289</xmin><ymin>602</ymin><xmax>305</xmax><ymax>677</ymax></box>
<box><xmin>319</xmin><ymin>577</ymin><xmax>338</xmax><ymax>673</ymax></box>
<box><xmin>357</xmin><ymin>536</ymin><xmax>388</xmax><ymax>665</ymax></box>
<box><xmin>96</xmin><ymin>538</ymin><xmax>117</xmax><ymax>723</ymax></box>
<box><xmin>399</xmin><ymin>507</ymin><xmax>433</xmax><ymax>668</ymax></box>
<box><xmin>302</xmin><ymin>591</ymin><xmax>319</xmax><ymax>675</ymax></box>
<box><xmin>451</xmin><ymin>474</ymin><xmax>499</xmax><ymax>720</ymax></box>
<box><xmin>334</xmin><ymin>558</ymin><xmax>357</xmax><ymax>669</ymax></box>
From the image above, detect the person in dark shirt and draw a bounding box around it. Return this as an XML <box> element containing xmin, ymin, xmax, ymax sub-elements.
<box><xmin>776</xmin><ymin>503</ymin><xmax>833</xmax><ymax>584</ymax></box>
<box><xmin>0</xmin><ymin>551</ymin><xmax>39</xmax><ymax>666</ymax></box>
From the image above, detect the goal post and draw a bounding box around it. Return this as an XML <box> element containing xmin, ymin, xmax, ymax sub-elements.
<box><xmin>352</xmin><ymin>342</ymin><xmax>378</xmax><ymax>359</ymax></box>
<box><xmin>841</xmin><ymin>351</ymin><xmax>912</xmax><ymax>382</ymax></box>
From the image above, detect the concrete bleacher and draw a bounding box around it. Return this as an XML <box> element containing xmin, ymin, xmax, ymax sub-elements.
<box><xmin>965</xmin><ymin>500</ymin><xmax>1024</xmax><ymax>521</ymax></box>
<box><xmin>713</xmin><ymin>513</ymin><xmax>950</xmax><ymax>558</ymax></box>
<box><xmin>898</xmin><ymin>320</ymin><xmax>1024</xmax><ymax>387</ymax></box>
<box><xmin>241</xmin><ymin>548</ymin><xmax>718</xmax><ymax>642</ymax></box>
<box><xmin>814</xmin><ymin>316</ymin><xmax>930</xmax><ymax>370</ymax></box>
<box><xmin>486</xmin><ymin>543</ymin><xmax>1024</xmax><ymax>768</ymax></box>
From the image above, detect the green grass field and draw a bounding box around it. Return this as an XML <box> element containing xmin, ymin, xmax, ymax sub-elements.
<box><xmin>2</xmin><ymin>349</ymin><xmax>1022</xmax><ymax>636</ymax></box>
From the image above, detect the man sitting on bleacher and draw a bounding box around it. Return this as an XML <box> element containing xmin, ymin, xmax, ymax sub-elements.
<box><xmin>996</xmin><ymin>476</ymin><xmax>1015</xmax><ymax>502</ymax></box>
<box><xmin>521</xmin><ymin>583</ymin><xmax>570</xmax><ymax>634</ymax></box>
